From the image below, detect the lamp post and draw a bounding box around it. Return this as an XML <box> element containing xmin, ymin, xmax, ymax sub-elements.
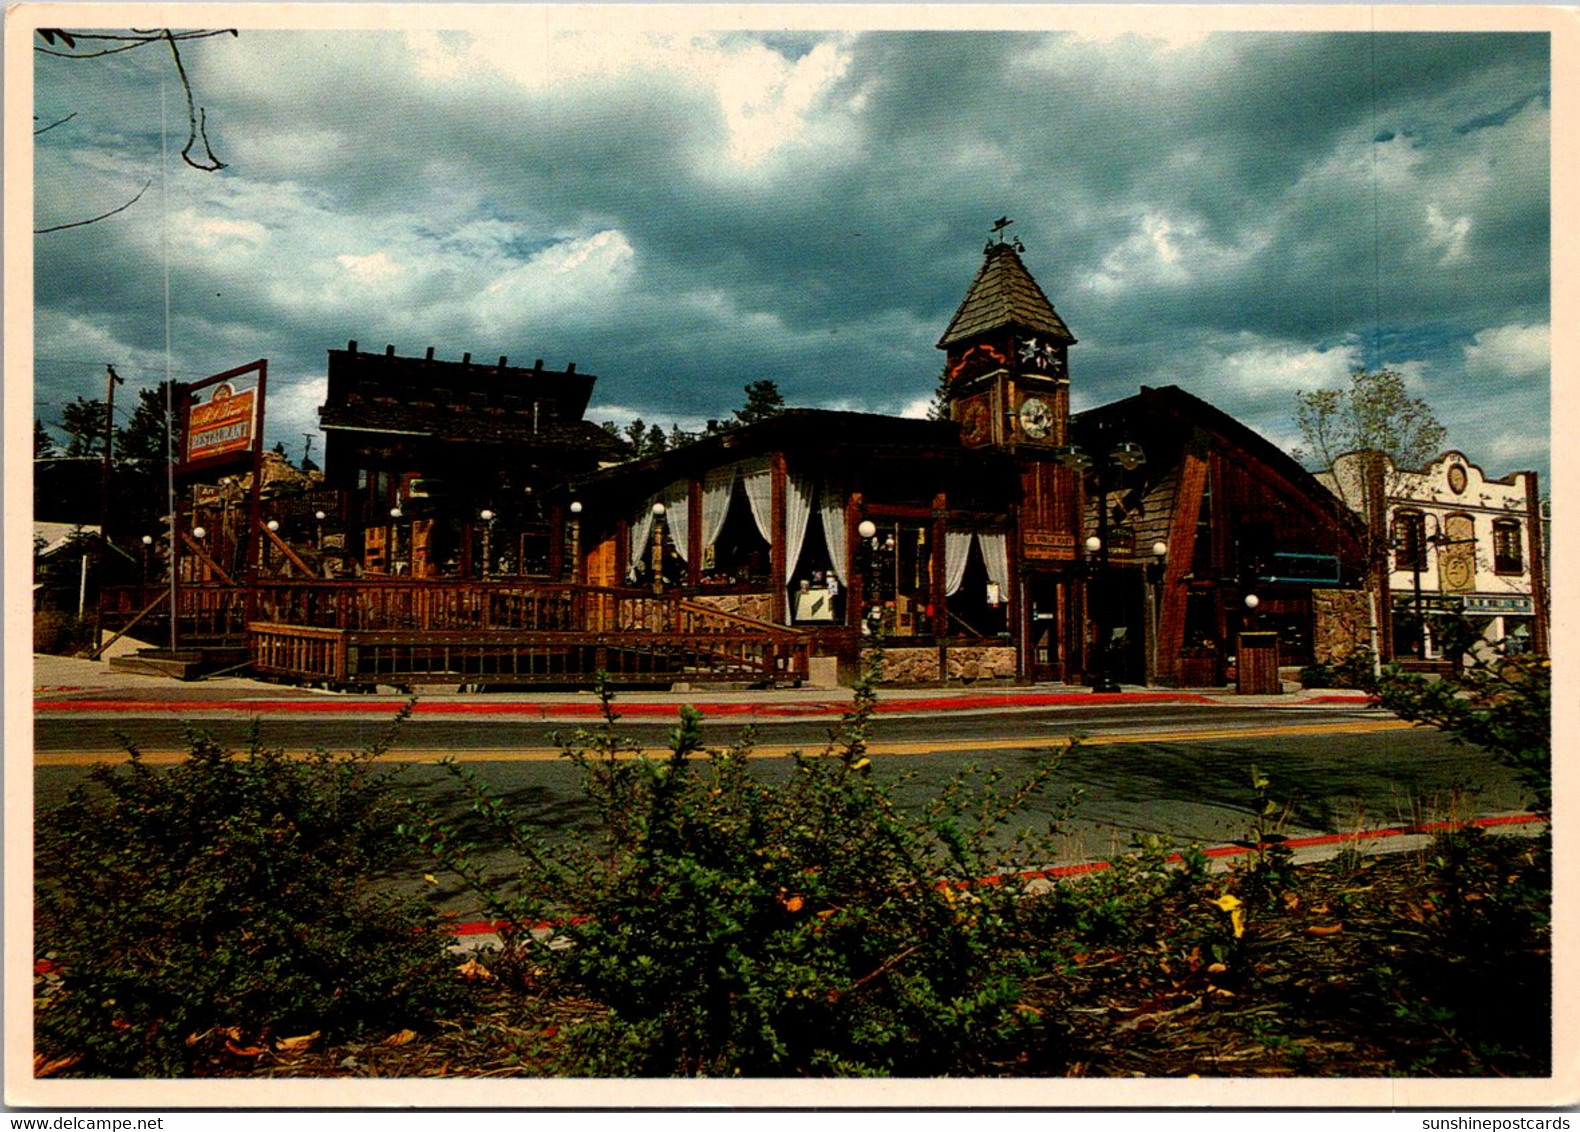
<box><xmin>479</xmin><ymin>509</ymin><xmax>495</xmax><ymax>580</ymax></box>
<box><xmin>1145</xmin><ymin>540</ymin><xmax>1168</xmax><ymax>684</ymax></box>
<box><xmin>141</xmin><ymin>534</ymin><xmax>153</xmax><ymax>589</ymax></box>
<box><xmin>389</xmin><ymin>506</ymin><xmax>403</xmax><ymax>575</ymax></box>
<box><xmin>568</xmin><ymin>500</ymin><xmax>582</xmax><ymax>583</ymax></box>
<box><xmin>857</xmin><ymin>518</ymin><xmax>878</xmax><ymax>631</ymax></box>
<box><xmin>651</xmin><ymin>501</ymin><xmax>666</xmax><ymax>595</ymax></box>
<box><xmin>1056</xmin><ymin>436</ymin><xmax>1146</xmax><ymax>693</ymax></box>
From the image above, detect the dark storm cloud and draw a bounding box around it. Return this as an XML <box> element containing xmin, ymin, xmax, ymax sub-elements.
<box><xmin>30</xmin><ymin>20</ymin><xmax>1551</xmax><ymax>479</ymax></box>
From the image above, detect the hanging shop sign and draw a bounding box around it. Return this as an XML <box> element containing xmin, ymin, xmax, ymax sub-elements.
<box><xmin>178</xmin><ymin>360</ymin><xmax>267</xmax><ymax>475</ymax></box>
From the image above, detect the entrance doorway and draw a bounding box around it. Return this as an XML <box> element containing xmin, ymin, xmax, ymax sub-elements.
<box><xmin>1027</xmin><ymin>573</ymin><xmax>1063</xmax><ymax>683</ymax></box>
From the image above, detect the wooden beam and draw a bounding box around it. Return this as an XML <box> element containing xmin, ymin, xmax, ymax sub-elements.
<box><xmin>87</xmin><ymin>589</ymin><xmax>170</xmax><ymax>659</ymax></box>
<box><xmin>260</xmin><ymin>521</ymin><xmax>314</xmax><ymax>578</ymax></box>
<box><xmin>181</xmin><ymin>530</ymin><xmax>237</xmax><ymax>585</ymax></box>
<box><xmin>1157</xmin><ymin>450</ymin><xmax>1209</xmax><ymax>683</ymax></box>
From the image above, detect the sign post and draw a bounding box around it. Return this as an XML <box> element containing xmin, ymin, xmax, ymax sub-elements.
<box><xmin>172</xmin><ymin>360</ymin><xmax>268</xmax><ymax>652</ymax></box>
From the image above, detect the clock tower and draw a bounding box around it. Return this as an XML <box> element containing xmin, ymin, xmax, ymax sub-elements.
<box><xmin>937</xmin><ymin>225</ymin><xmax>1076</xmax><ymax>453</ymax></box>
<box><xmin>938</xmin><ymin>223</ymin><xmax>1085</xmax><ymax>682</ymax></box>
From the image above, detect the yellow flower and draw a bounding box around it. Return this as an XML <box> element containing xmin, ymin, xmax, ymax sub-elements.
<box><xmin>1208</xmin><ymin>893</ymin><xmax>1245</xmax><ymax>938</ymax></box>
<box><xmin>423</xmin><ymin>874</ymin><xmax>438</xmax><ymax>885</ymax></box>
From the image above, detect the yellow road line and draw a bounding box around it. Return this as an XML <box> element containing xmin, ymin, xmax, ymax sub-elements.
<box><xmin>35</xmin><ymin>717</ymin><xmax>1416</xmax><ymax>766</ymax></box>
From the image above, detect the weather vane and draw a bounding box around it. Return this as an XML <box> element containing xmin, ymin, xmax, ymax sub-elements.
<box><xmin>987</xmin><ymin>216</ymin><xmax>1025</xmax><ymax>252</ymax></box>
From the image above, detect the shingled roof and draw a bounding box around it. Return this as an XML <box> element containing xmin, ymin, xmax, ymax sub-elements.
<box><xmin>319</xmin><ymin>400</ymin><xmax>629</xmax><ymax>459</ymax></box>
<box><xmin>937</xmin><ymin>241</ymin><xmax>1076</xmax><ymax>349</ymax></box>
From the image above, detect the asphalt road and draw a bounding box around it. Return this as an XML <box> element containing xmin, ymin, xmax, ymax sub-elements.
<box><xmin>33</xmin><ymin>704</ymin><xmax>1528</xmax><ymax>921</ymax></box>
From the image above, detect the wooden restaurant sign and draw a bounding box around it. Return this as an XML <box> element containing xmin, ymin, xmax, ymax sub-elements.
<box><xmin>179</xmin><ymin>360</ymin><xmax>267</xmax><ymax>474</ymax></box>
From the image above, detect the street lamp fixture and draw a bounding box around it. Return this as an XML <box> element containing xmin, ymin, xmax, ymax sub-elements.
<box><xmin>569</xmin><ymin>500</ymin><xmax>583</xmax><ymax>515</ymax></box>
<box><xmin>1058</xmin><ymin>434</ymin><xmax>1146</xmax><ymax>694</ymax></box>
<box><xmin>858</xmin><ymin>519</ymin><xmax>877</xmax><ymax>540</ymax></box>
<box><xmin>266</xmin><ymin>519</ymin><xmax>280</xmax><ymax>532</ymax></box>
<box><xmin>141</xmin><ymin>534</ymin><xmax>154</xmax><ymax>546</ymax></box>
<box><xmin>1152</xmin><ymin>540</ymin><xmax>1169</xmax><ymax>558</ymax></box>
<box><xmin>192</xmin><ymin>526</ymin><xmax>206</xmax><ymax>540</ymax></box>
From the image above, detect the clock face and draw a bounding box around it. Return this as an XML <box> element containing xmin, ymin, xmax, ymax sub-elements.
<box><xmin>1018</xmin><ymin>397</ymin><xmax>1053</xmax><ymax>440</ymax></box>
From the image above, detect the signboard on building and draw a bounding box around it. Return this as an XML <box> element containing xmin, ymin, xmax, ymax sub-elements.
<box><xmin>177</xmin><ymin>360</ymin><xmax>267</xmax><ymax>476</ymax></box>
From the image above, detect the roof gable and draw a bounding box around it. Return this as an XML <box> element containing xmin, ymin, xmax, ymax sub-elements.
<box><xmin>937</xmin><ymin>242</ymin><xmax>1075</xmax><ymax>349</ymax></box>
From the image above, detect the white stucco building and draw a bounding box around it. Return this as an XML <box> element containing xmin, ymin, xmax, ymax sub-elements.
<box><xmin>1321</xmin><ymin>450</ymin><xmax>1548</xmax><ymax>663</ymax></box>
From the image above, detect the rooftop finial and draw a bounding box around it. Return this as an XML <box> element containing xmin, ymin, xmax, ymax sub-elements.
<box><xmin>990</xmin><ymin>216</ymin><xmax>1013</xmax><ymax>242</ymax></box>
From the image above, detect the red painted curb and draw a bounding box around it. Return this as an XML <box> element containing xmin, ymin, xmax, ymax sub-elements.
<box><xmin>442</xmin><ymin>812</ymin><xmax>1546</xmax><ymax>937</ymax></box>
<box><xmin>32</xmin><ymin>690</ymin><xmax>1372</xmax><ymax>717</ymax></box>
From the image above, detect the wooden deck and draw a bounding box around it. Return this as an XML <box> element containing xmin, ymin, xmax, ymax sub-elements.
<box><xmin>101</xmin><ymin>580</ymin><xmax>811</xmax><ymax>688</ymax></box>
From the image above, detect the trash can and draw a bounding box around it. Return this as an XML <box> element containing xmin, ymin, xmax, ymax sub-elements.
<box><xmin>1236</xmin><ymin>631</ymin><xmax>1281</xmax><ymax>695</ymax></box>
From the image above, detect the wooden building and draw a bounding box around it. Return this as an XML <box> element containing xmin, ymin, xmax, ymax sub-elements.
<box><xmin>317</xmin><ymin>341</ymin><xmax>628</xmax><ymax>579</ymax></box>
<box><xmin>561</xmin><ymin>410</ymin><xmax>1025</xmax><ymax>683</ymax></box>
<box><xmin>1070</xmin><ymin>386</ymin><xmax>1369</xmax><ymax>686</ymax></box>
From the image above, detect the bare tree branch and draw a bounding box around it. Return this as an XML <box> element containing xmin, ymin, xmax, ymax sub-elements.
<box><xmin>35</xmin><ymin>179</ymin><xmax>152</xmax><ymax>234</ymax></box>
<box><xmin>162</xmin><ymin>29</ymin><xmax>227</xmax><ymax>171</ymax></box>
<box><xmin>34</xmin><ymin>112</ymin><xmax>78</xmax><ymax>135</ymax></box>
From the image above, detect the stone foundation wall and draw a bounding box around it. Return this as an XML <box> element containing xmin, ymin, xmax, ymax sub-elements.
<box><xmin>946</xmin><ymin>645</ymin><xmax>1017</xmax><ymax>681</ymax></box>
<box><xmin>1311</xmin><ymin>588</ymin><xmax>1371</xmax><ymax>664</ymax></box>
<box><xmin>875</xmin><ymin>644</ymin><xmax>1019</xmax><ymax>684</ymax></box>
<box><xmin>690</xmin><ymin>591</ymin><xmax>777</xmax><ymax>624</ymax></box>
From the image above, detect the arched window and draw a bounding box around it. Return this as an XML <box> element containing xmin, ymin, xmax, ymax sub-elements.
<box><xmin>1393</xmin><ymin>509</ymin><xmax>1426</xmax><ymax>571</ymax></box>
<box><xmin>1493</xmin><ymin>518</ymin><xmax>1524</xmax><ymax>574</ymax></box>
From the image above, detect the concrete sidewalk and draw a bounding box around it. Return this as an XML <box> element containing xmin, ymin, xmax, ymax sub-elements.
<box><xmin>31</xmin><ymin>652</ymin><xmax>1375</xmax><ymax>720</ymax></box>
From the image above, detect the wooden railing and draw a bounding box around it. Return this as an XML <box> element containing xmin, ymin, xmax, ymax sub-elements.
<box><xmin>248</xmin><ymin>622</ymin><xmax>811</xmax><ymax>688</ymax></box>
<box><xmin>100</xmin><ymin>579</ymin><xmax>811</xmax><ymax>687</ymax></box>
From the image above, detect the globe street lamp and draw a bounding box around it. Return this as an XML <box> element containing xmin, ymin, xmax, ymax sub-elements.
<box><xmin>479</xmin><ymin>508</ymin><xmax>495</xmax><ymax>579</ymax></box>
<box><xmin>568</xmin><ymin>500</ymin><xmax>583</xmax><ymax>582</ymax></box>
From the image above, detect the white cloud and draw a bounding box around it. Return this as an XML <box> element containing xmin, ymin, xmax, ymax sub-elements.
<box><xmin>405</xmin><ymin>29</ymin><xmax>857</xmax><ymax>169</ymax></box>
<box><xmin>1464</xmin><ymin>323</ymin><xmax>1549</xmax><ymax>381</ymax></box>
<box><xmin>897</xmin><ymin>396</ymin><xmax>935</xmax><ymax>420</ymax></box>
<box><xmin>1425</xmin><ymin>204</ymin><xmax>1472</xmax><ymax>263</ymax></box>
<box><xmin>1082</xmin><ymin>209</ymin><xmax>1267</xmax><ymax>297</ymax></box>
<box><xmin>472</xmin><ymin>229</ymin><xmax>635</xmax><ymax>335</ymax></box>
<box><xmin>1201</xmin><ymin>333</ymin><xmax>1358</xmax><ymax>394</ymax></box>
<box><xmin>336</xmin><ymin>252</ymin><xmax>403</xmax><ymax>284</ymax></box>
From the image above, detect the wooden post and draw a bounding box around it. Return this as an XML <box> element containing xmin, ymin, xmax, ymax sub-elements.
<box><xmin>770</xmin><ymin>452</ymin><xmax>788</xmax><ymax>624</ymax></box>
<box><xmin>931</xmin><ymin>492</ymin><xmax>947</xmax><ymax>679</ymax></box>
<box><xmin>1526</xmin><ymin>472</ymin><xmax>1549</xmax><ymax>655</ymax></box>
<box><xmin>687</xmin><ymin>476</ymin><xmax>703</xmax><ymax>587</ymax></box>
<box><xmin>548</xmin><ymin>503</ymin><xmax>565</xmax><ymax>581</ymax></box>
<box><xmin>845</xmin><ymin>491</ymin><xmax>864</xmax><ymax>627</ymax></box>
<box><xmin>1006</xmin><ymin>507</ymin><xmax>1023</xmax><ymax>681</ymax></box>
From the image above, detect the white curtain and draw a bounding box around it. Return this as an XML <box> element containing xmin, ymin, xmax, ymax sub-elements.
<box><xmin>661</xmin><ymin>478</ymin><xmax>691</xmax><ymax>562</ymax></box>
<box><xmin>944</xmin><ymin>530</ymin><xmax>974</xmax><ymax>596</ymax></box>
<box><xmin>977</xmin><ymin>531</ymin><xmax>1010</xmax><ymax>592</ymax></box>
<box><xmin>819</xmin><ymin>480</ymin><xmax>848</xmax><ymax>587</ymax></box>
<box><xmin>626</xmin><ymin>496</ymin><xmax>657</xmax><ymax>581</ymax></box>
<box><xmin>782</xmin><ymin>470</ymin><xmax>815</xmax><ymax>618</ymax></box>
<box><xmin>701</xmin><ymin>465</ymin><xmax>736</xmax><ymax>552</ymax></box>
<box><xmin>739</xmin><ymin>456</ymin><xmax>774</xmax><ymax>544</ymax></box>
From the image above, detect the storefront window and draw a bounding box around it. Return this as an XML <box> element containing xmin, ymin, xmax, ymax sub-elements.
<box><xmin>859</xmin><ymin>521</ymin><xmax>934</xmax><ymax>638</ymax></box>
<box><xmin>702</xmin><ymin>492</ymin><xmax>770</xmax><ymax>588</ymax></box>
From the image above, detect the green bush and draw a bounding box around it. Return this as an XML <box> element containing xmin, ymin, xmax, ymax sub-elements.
<box><xmin>35</xmin><ymin>712</ymin><xmax>467</xmax><ymax>1076</ymax></box>
<box><xmin>406</xmin><ymin>651</ymin><xmax>1075</xmax><ymax>1076</ymax></box>
<box><xmin>1376</xmin><ymin>652</ymin><xmax>1550</xmax><ymax>814</ymax></box>
<box><xmin>1297</xmin><ymin>647</ymin><xmax>1377</xmax><ymax>691</ymax></box>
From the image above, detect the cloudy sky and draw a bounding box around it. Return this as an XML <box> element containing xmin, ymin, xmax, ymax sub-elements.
<box><xmin>28</xmin><ymin>10</ymin><xmax>1552</xmax><ymax>482</ymax></box>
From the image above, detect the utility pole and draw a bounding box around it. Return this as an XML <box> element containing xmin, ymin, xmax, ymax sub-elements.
<box><xmin>302</xmin><ymin>432</ymin><xmax>314</xmax><ymax>467</ymax></box>
<box><xmin>93</xmin><ymin>364</ymin><xmax>124</xmax><ymax>641</ymax></box>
